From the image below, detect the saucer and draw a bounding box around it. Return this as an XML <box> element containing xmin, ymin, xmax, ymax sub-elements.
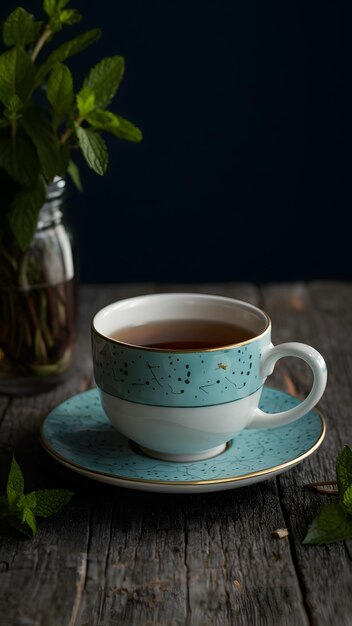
<box><xmin>40</xmin><ymin>387</ymin><xmax>326</xmax><ymax>494</ymax></box>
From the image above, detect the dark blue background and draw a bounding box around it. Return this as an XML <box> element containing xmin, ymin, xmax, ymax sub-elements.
<box><xmin>2</xmin><ymin>1</ymin><xmax>350</xmax><ymax>282</ymax></box>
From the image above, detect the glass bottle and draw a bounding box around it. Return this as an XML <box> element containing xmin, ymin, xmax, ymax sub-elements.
<box><xmin>0</xmin><ymin>177</ymin><xmax>77</xmax><ymax>394</ymax></box>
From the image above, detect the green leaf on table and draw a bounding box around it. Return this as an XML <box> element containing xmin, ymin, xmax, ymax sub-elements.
<box><xmin>35</xmin><ymin>28</ymin><xmax>101</xmax><ymax>85</ymax></box>
<box><xmin>3</xmin><ymin>7</ymin><xmax>38</xmax><ymax>47</ymax></box>
<box><xmin>8</xmin><ymin>176</ymin><xmax>47</xmax><ymax>251</ymax></box>
<box><xmin>76</xmin><ymin>126</ymin><xmax>108</xmax><ymax>175</ymax></box>
<box><xmin>47</xmin><ymin>62</ymin><xmax>74</xmax><ymax>128</ymax></box>
<box><xmin>1</xmin><ymin>456</ymin><xmax>74</xmax><ymax>538</ymax></box>
<box><xmin>7</xmin><ymin>495</ymin><xmax>37</xmax><ymax>537</ymax></box>
<box><xmin>76</xmin><ymin>87</ymin><xmax>95</xmax><ymax>116</ymax></box>
<box><xmin>0</xmin><ymin>47</ymin><xmax>35</xmax><ymax>104</ymax></box>
<box><xmin>23</xmin><ymin>492</ymin><xmax>37</xmax><ymax>511</ymax></box>
<box><xmin>6</xmin><ymin>456</ymin><xmax>24</xmax><ymax>503</ymax></box>
<box><xmin>303</xmin><ymin>502</ymin><xmax>352</xmax><ymax>545</ymax></box>
<box><xmin>15</xmin><ymin>493</ymin><xmax>28</xmax><ymax>512</ymax></box>
<box><xmin>83</xmin><ymin>56</ymin><xmax>124</xmax><ymax>109</ymax></box>
<box><xmin>20</xmin><ymin>507</ymin><xmax>37</xmax><ymax>536</ymax></box>
<box><xmin>21</xmin><ymin>106</ymin><xmax>60</xmax><ymax>181</ymax></box>
<box><xmin>108</xmin><ymin>115</ymin><xmax>142</xmax><ymax>142</ymax></box>
<box><xmin>67</xmin><ymin>159</ymin><xmax>83</xmax><ymax>192</ymax></box>
<box><xmin>28</xmin><ymin>489</ymin><xmax>73</xmax><ymax>517</ymax></box>
<box><xmin>0</xmin><ymin>135</ymin><xmax>40</xmax><ymax>187</ymax></box>
<box><xmin>336</xmin><ymin>446</ymin><xmax>352</xmax><ymax>498</ymax></box>
<box><xmin>342</xmin><ymin>485</ymin><xmax>352</xmax><ymax>515</ymax></box>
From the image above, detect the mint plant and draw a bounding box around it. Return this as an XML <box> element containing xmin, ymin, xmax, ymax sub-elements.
<box><xmin>0</xmin><ymin>456</ymin><xmax>73</xmax><ymax>537</ymax></box>
<box><xmin>304</xmin><ymin>446</ymin><xmax>352</xmax><ymax>545</ymax></box>
<box><xmin>0</xmin><ymin>1</ymin><xmax>142</xmax><ymax>378</ymax></box>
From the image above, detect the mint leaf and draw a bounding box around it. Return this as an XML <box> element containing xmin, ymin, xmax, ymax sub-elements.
<box><xmin>20</xmin><ymin>507</ymin><xmax>37</xmax><ymax>536</ymax></box>
<box><xmin>7</xmin><ymin>456</ymin><xmax>24</xmax><ymax>503</ymax></box>
<box><xmin>15</xmin><ymin>493</ymin><xmax>27</xmax><ymax>512</ymax></box>
<box><xmin>24</xmin><ymin>492</ymin><xmax>37</xmax><ymax>510</ymax></box>
<box><xmin>3</xmin><ymin>94</ymin><xmax>23</xmax><ymax>120</ymax></box>
<box><xmin>29</xmin><ymin>489</ymin><xmax>73</xmax><ymax>517</ymax></box>
<box><xmin>8</xmin><ymin>491</ymin><xmax>37</xmax><ymax>537</ymax></box>
<box><xmin>86</xmin><ymin>109</ymin><xmax>120</xmax><ymax>131</ymax></box>
<box><xmin>336</xmin><ymin>446</ymin><xmax>352</xmax><ymax>498</ymax></box>
<box><xmin>8</xmin><ymin>176</ymin><xmax>47</xmax><ymax>251</ymax></box>
<box><xmin>48</xmin><ymin>8</ymin><xmax>82</xmax><ymax>35</ymax></box>
<box><xmin>67</xmin><ymin>159</ymin><xmax>83</xmax><ymax>192</ymax></box>
<box><xmin>1</xmin><ymin>456</ymin><xmax>73</xmax><ymax>538</ymax></box>
<box><xmin>0</xmin><ymin>135</ymin><xmax>40</xmax><ymax>187</ymax></box>
<box><xmin>3</xmin><ymin>7</ymin><xmax>37</xmax><ymax>47</ymax></box>
<box><xmin>57</xmin><ymin>0</ymin><xmax>70</xmax><ymax>8</ymax></box>
<box><xmin>35</xmin><ymin>28</ymin><xmax>101</xmax><ymax>85</ymax></box>
<box><xmin>87</xmin><ymin>111</ymin><xmax>142</xmax><ymax>142</ymax></box>
<box><xmin>22</xmin><ymin>106</ymin><xmax>59</xmax><ymax>181</ymax></box>
<box><xmin>47</xmin><ymin>63</ymin><xmax>74</xmax><ymax>129</ymax></box>
<box><xmin>76</xmin><ymin>127</ymin><xmax>108</xmax><ymax>175</ymax></box>
<box><xmin>76</xmin><ymin>87</ymin><xmax>95</xmax><ymax>117</ymax></box>
<box><xmin>303</xmin><ymin>502</ymin><xmax>352</xmax><ymax>545</ymax></box>
<box><xmin>109</xmin><ymin>115</ymin><xmax>142</xmax><ymax>143</ymax></box>
<box><xmin>43</xmin><ymin>0</ymin><xmax>57</xmax><ymax>17</ymax></box>
<box><xmin>6</xmin><ymin>486</ymin><xmax>18</xmax><ymax>510</ymax></box>
<box><xmin>342</xmin><ymin>485</ymin><xmax>352</xmax><ymax>515</ymax></box>
<box><xmin>60</xmin><ymin>9</ymin><xmax>81</xmax><ymax>26</ymax></box>
<box><xmin>0</xmin><ymin>47</ymin><xmax>35</xmax><ymax>104</ymax></box>
<box><xmin>83</xmin><ymin>56</ymin><xmax>124</xmax><ymax>109</ymax></box>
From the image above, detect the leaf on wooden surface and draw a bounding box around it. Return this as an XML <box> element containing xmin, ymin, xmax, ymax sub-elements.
<box><xmin>336</xmin><ymin>446</ymin><xmax>352</xmax><ymax>498</ymax></box>
<box><xmin>303</xmin><ymin>502</ymin><xmax>352</xmax><ymax>545</ymax></box>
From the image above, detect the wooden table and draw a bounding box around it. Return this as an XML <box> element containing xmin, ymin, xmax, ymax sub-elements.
<box><xmin>1</xmin><ymin>282</ymin><xmax>351</xmax><ymax>626</ymax></box>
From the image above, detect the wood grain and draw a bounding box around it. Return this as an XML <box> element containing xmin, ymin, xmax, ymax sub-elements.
<box><xmin>0</xmin><ymin>282</ymin><xmax>351</xmax><ymax>625</ymax></box>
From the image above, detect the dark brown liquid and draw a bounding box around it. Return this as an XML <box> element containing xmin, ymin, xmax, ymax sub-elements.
<box><xmin>110</xmin><ymin>319</ymin><xmax>254</xmax><ymax>350</ymax></box>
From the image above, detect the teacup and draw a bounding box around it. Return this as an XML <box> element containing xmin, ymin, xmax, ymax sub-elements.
<box><xmin>92</xmin><ymin>293</ymin><xmax>327</xmax><ymax>462</ymax></box>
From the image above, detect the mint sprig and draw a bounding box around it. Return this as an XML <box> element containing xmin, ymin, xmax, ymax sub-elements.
<box><xmin>304</xmin><ymin>446</ymin><xmax>352</xmax><ymax>545</ymax></box>
<box><xmin>0</xmin><ymin>456</ymin><xmax>73</xmax><ymax>538</ymax></box>
<box><xmin>0</xmin><ymin>0</ymin><xmax>142</xmax><ymax>252</ymax></box>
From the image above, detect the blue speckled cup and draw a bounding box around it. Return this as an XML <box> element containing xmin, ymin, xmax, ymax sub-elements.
<box><xmin>92</xmin><ymin>293</ymin><xmax>327</xmax><ymax>462</ymax></box>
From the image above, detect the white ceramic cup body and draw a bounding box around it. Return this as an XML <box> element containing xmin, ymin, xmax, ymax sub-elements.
<box><xmin>92</xmin><ymin>293</ymin><xmax>327</xmax><ymax>462</ymax></box>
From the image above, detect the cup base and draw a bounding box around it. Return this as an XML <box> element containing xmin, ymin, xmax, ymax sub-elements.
<box><xmin>136</xmin><ymin>442</ymin><xmax>228</xmax><ymax>463</ymax></box>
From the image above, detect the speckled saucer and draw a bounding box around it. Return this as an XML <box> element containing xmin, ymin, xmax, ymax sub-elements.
<box><xmin>40</xmin><ymin>387</ymin><xmax>326</xmax><ymax>494</ymax></box>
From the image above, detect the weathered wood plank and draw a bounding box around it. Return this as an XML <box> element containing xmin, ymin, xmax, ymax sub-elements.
<box><xmin>261</xmin><ymin>282</ymin><xmax>352</xmax><ymax>626</ymax></box>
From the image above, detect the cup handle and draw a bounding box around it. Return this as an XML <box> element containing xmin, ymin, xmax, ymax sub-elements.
<box><xmin>248</xmin><ymin>342</ymin><xmax>327</xmax><ymax>428</ymax></box>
